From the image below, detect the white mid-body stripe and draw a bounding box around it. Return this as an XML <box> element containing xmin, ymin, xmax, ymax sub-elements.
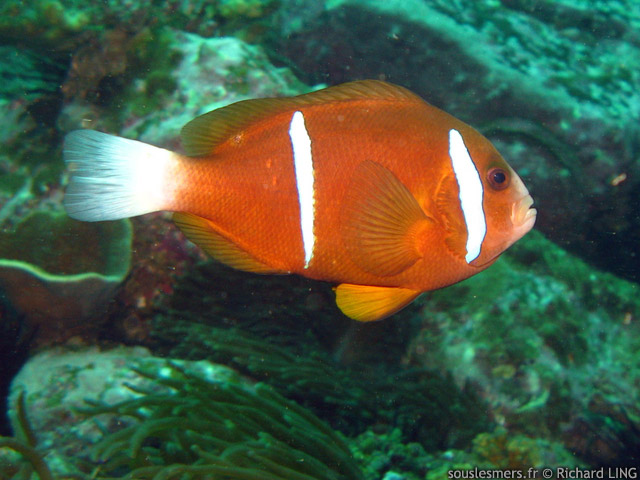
<box><xmin>288</xmin><ymin>111</ymin><xmax>316</xmax><ymax>268</ymax></box>
<box><xmin>448</xmin><ymin>129</ymin><xmax>486</xmax><ymax>263</ymax></box>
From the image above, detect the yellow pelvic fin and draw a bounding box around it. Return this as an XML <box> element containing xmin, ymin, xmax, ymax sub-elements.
<box><xmin>180</xmin><ymin>80</ymin><xmax>424</xmax><ymax>156</ymax></box>
<box><xmin>173</xmin><ymin>212</ymin><xmax>284</xmax><ymax>274</ymax></box>
<box><xmin>342</xmin><ymin>161</ymin><xmax>432</xmax><ymax>277</ymax></box>
<box><xmin>335</xmin><ymin>283</ymin><xmax>420</xmax><ymax>322</ymax></box>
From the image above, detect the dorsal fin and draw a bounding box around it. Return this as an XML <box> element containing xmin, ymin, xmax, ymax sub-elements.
<box><xmin>180</xmin><ymin>80</ymin><xmax>423</xmax><ymax>156</ymax></box>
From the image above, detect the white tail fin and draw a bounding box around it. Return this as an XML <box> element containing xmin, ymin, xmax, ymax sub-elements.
<box><xmin>63</xmin><ymin>130</ymin><xmax>175</xmax><ymax>221</ymax></box>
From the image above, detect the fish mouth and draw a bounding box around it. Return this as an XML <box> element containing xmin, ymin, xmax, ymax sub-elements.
<box><xmin>511</xmin><ymin>194</ymin><xmax>537</xmax><ymax>234</ymax></box>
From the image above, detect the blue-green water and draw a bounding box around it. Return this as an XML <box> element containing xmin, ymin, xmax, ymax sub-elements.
<box><xmin>1</xmin><ymin>0</ymin><xmax>639</xmax><ymax>478</ymax></box>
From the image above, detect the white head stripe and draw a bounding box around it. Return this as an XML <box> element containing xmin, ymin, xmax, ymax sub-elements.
<box><xmin>288</xmin><ymin>111</ymin><xmax>316</xmax><ymax>268</ymax></box>
<box><xmin>448</xmin><ymin>129</ymin><xmax>486</xmax><ymax>263</ymax></box>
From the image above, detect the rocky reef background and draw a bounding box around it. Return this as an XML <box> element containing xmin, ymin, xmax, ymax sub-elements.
<box><xmin>0</xmin><ymin>0</ymin><xmax>639</xmax><ymax>478</ymax></box>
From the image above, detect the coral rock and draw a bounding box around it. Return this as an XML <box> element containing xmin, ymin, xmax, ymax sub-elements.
<box><xmin>0</xmin><ymin>211</ymin><xmax>132</xmax><ymax>344</ymax></box>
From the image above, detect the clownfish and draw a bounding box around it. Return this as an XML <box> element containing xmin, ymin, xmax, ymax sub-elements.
<box><xmin>63</xmin><ymin>80</ymin><xmax>536</xmax><ymax>321</ymax></box>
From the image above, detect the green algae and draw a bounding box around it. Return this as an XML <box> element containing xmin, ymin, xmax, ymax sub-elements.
<box><xmin>508</xmin><ymin>229</ymin><xmax>640</xmax><ymax>317</ymax></box>
<box><xmin>350</xmin><ymin>427</ymin><xmax>580</xmax><ymax>480</ymax></box>
<box><xmin>410</xmin><ymin>229</ymin><xmax>640</xmax><ymax>444</ymax></box>
<box><xmin>218</xmin><ymin>0</ymin><xmax>279</xmax><ymax>19</ymax></box>
<box><xmin>0</xmin><ymin>0</ymin><xmax>88</xmax><ymax>47</ymax></box>
<box><xmin>424</xmin><ymin>229</ymin><xmax>640</xmax><ymax>368</ymax></box>
<box><xmin>351</xmin><ymin>429</ymin><xmax>433</xmax><ymax>480</ymax></box>
<box><xmin>108</xmin><ymin>27</ymin><xmax>184</xmax><ymax>121</ymax></box>
<box><xmin>0</xmin><ymin>0</ymin><xmax>279</xmax><ymax>50</ymax></box>
<box><xmin>0</xmin><ymin>96</ymin><xmax>64</xmax><ymax>205</ymax></box>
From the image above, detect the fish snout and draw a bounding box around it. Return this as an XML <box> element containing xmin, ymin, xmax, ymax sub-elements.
<box><xmin>511</xmin><ymin>194</ymin><xmax>537</xmax><ymax>235</ymax></box>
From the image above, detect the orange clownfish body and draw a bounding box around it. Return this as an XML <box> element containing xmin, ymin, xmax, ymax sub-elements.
<box><xmin>64</xmin><ymin>80</ymin><xmax>536</xmax><ymax>321</ymax></box>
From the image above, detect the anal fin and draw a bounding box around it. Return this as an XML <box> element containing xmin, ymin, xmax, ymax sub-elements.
<box><xmin>173</xmin><ymin>212</ymin><xmax>285</xmax><ymax>274</ymax></box>
<box><xmin>335</xmin><ymin>283</ymin><xmax>420</xmax><ymax>322</ymax></box>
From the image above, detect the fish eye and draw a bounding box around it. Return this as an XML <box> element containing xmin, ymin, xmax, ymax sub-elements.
<box><xmin>487</xmin><ymin>167</ymin><xmax>509</xmax><ymax>190</ymax></box>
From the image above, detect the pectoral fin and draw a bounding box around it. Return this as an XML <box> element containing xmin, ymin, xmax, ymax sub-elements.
<box><xmin>342</xmin><ymin>161</ymin><xmax>432</xmax><ymax>277</ymax></box>
<box><xmin>335</xmin><ymin>283</ymin><xmax>420</xmax><ymax>322</ymax></box>
<box><xmin>436</xmin><ymin>173</ymin><xmax>468</xmax><ymax>261</ymax></box>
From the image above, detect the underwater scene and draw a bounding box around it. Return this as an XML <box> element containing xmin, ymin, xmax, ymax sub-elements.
<box><xmin>1</xmin><ymin>0</ymin><xmax>639</xmax><ymax>478</ymax></box>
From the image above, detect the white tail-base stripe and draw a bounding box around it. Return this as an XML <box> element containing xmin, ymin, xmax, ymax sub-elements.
<box><xmin>64</xmin><ymin>130</ymin><xmax>173</xmax><ymax>221</ymax></box>
<box><xmin>288</xmin><ymin>111</ymin><xmax>316</xmax><ymax>268</ymax></box>
<box><xmin>448</xmin><ymin>129</ymin><xmax>486</xmax><ymax>263</ymax></box>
